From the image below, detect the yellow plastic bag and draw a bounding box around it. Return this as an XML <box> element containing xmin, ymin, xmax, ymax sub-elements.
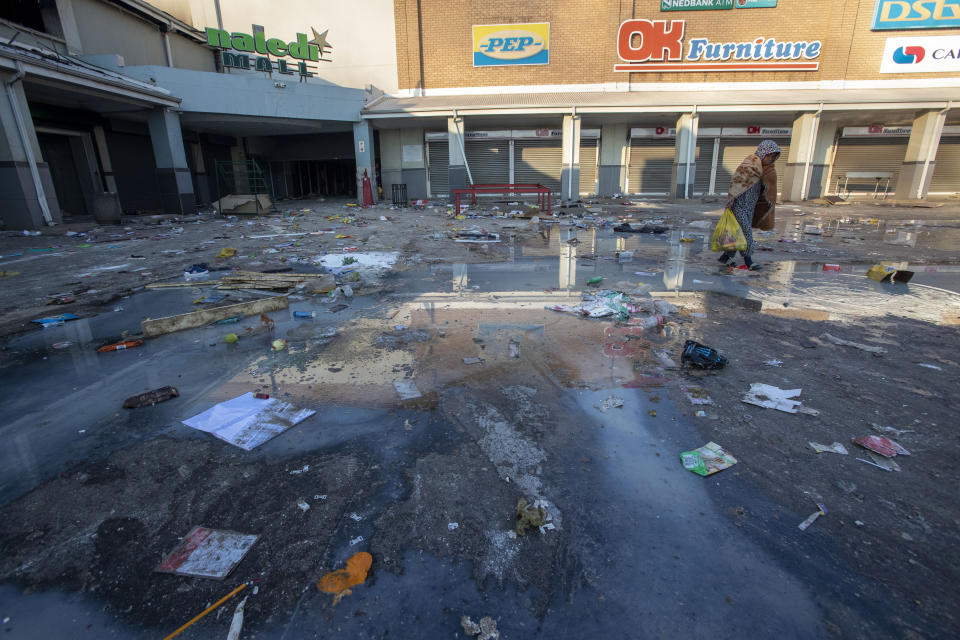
<box><xmin>711</xmin><ymin>209</ymin><xmax>747</xmax><ymax>253</ymax></box>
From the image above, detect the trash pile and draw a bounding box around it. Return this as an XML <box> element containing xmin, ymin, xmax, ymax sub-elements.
<box><xmin>546</xmin><ymin>290</ymin><xmax>677</xmax><ymax>322</ymax></box>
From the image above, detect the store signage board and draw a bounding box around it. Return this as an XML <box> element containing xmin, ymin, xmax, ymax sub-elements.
<box><xmin>473</xmin><ymin>23</ymin><xmax>550</xmax><ymax>66</ymax></box>
<box><xmin>843</xmin><ymin>126</ymin><xmax>913</xmax><ymax>136</ymax></box>
<box><xmin>205</xmin><ymin>25</ymin><xmax>331</xmax><ymax>77</ymax></box>
<box><xmin>871</xmin><ymin>1</ymin><xmax>960</xmax><ymax>30</ymax></box>
<box><xmin>614</xmin><ymin>20</ymin><xmax>820</xmax><ymax>72</ymax></box>
<box><xmin>879</xmin><ymin>35</ymin><xmax>960</xmax><ymax>72</ymax></box>
<box><xmin>735</xmin><ymin>0</ymin><xmax>779</xmax><ymax>7</ymax></box>
<box><xmin>660</xmin><ymin>0</ymin><xmax>733</xmax><ymax>10</ymax></box>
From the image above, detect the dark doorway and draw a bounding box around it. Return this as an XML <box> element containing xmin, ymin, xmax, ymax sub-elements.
<box><xmin>37</xmin><ymin>132</ymin><xmax>87</xmax><ymax>218</ymax></box>
<box><xmin>268</xmin><ymin>159</ymin><xmax>357</xmax><ymax>199</ymax></box>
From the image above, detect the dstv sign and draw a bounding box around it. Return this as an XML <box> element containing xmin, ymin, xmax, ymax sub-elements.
<box><xmin>473</xmin><ymin>23</ymin><xmax>550</xmax><ymax>66</ymax></box>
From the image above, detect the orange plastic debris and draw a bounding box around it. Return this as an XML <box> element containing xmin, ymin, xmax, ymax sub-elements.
<box><xmin>316</xmin><ymin>552</ymin><xmax>372</xmax><ymax>604</ymax></box>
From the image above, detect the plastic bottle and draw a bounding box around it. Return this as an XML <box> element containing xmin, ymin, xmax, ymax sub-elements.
<box><xmin>97</xmin><ymin>339</ymin><xmax>143</xmax><ymax>353</ymax></box>
<box><xmin>636</xmin><ymin>315</ymin><xmax>665</xmax><ymax>329</ymax></box>
<box><xmin>293</xmin><ymin>311</ymin><xmax>315</xmax><ymax>318</ymax></box>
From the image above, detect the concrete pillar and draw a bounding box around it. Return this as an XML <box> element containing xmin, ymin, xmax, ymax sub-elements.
<box><xmin>807</xmin><ymin>121</ymin><xmax>837</xmax><ymax>199</ymax></box>
<box><xmin>895</xmin><ymin>110</ymin><xmax>947</xmax><ymax>200</ymax></box>
<box><xmin>147</xmin><ymin>108</ymin><xmax>195</xmax><ymax>215</ymax></box>
<box><xmin>598</xmin><ymin>123</ymin><xmax>627</xmax><ymax>196</ymax></box>
<box><xmin>560</xmin><ymin>114</ymin><xmax>581</xmax><ymax>202</ymax></box>
<box><xmin>671</xmin><ymin>113</ymin><xmax>698</xmax><ymax>199</ymax></box>
<box><xmin>0</xmin><ymin>71</ymin><xmax>61</xmax><ymax>229</ymax></box>
<box><xmin>448</xmin><ymin>116</ymin><xmax>468</xmax><ymax>190</ymax></box>
<box><xmin>352</xmin><ymin>120</ymin><xmax>376</xmax><ymax>202</ymax></box>
<box><xmin>782</xmin><ymin>113</ymin><xmax>819</xmax><ymax>202</ymax></box>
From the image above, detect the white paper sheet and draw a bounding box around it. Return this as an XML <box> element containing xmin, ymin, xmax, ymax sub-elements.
<box><xmin>183</xmin><ymin>392</ymin><xmax>315</xmax><ymax>450</ymax></box>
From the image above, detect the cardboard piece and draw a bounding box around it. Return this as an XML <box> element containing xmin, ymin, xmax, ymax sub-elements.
<box><xmin>213</xmin><ymin>194</ymin><xmax>272</xmax><ymax>214</ymax></box>
<box><xmin>141</xmin><ymin>295</ymin><xmax>288</xmax><ymax>337</ymax></box>
<box><xmin>681</xmin><ymin>442</ymin><xmax>737</xmax><ymax>476</ymax></box>
<box><xmin>155</xmin><ymin>526</ymin><xmax>258</xmax><ymax>579</ymax></box>
<box><xmin>183</xmin><ymin>392</ymin><xmax>315</xmax><ymax>450</ymax></box>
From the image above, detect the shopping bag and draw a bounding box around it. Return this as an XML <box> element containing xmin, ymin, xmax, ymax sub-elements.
<box><xmin>711</xmin><ymin>209</ymin><xmax>747</xmax><ymax>252</ymax></box>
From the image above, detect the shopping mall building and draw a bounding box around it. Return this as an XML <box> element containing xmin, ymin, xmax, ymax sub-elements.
<box><xmin>2</xmin><ymin>0</ymin><xmax>959</xmax><ymax>229</ymax></box>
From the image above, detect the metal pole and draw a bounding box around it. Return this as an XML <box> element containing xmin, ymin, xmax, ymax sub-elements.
<box><xmin>453</xmin><ymin>110</ymin><xmax>473</xmax><ymax>185</ymax></box>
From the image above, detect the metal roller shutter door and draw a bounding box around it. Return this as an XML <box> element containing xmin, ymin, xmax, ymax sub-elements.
<box><xmin>930</xmin><ymin>136</ymin><xmax>960</xmax><ymax>194</ymax></box>
<box><xmin>515</xmin><ymin>139</ymin><xmax>562</xmax><ymax>192</ymax></box>
<box><xmin>627</xmin><ymin>139</ymin><xmax>674</xmax><ymax>194</ymax></box>
<box><xmin>694</xmin><ymin>140</ymin><xmax>715</xmax><ymax>195</ymax></box>
<box><xmin>718</xmin><ymin>138</ymin><xmax>790</xmax><ymax>198</ymax></box>
<box><xmin>830</xmin><ymin>138</ymin><xmax>906</xmax><ymax>195</ymax></box>
<box><xmin>427</xmin><ymin>140</ymin><xmax>448</xmax><ymax>197</ymax></box>
<box><xmin>579</xmin><ymin>138</ymin><xmax>598</xmax><ymax>195</ymax></box>
<box><xmin>465</xmin><ymin>139</ymin><xmax>510</xmax><ymax>185</ymax></box>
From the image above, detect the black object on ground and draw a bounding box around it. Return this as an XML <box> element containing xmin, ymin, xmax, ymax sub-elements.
<box><xmin>613</xmin><ymin>224</ymin><xmax>667</xmax><ymax>234</ymax></box>
<box><xmin>681</xmin><ymin>340</ymin><xmax>728</xmax><ymax>370</ymax></box>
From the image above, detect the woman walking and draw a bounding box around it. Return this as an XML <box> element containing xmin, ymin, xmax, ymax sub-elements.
<box><xmin>720</xmin><ymin>139</ymin><xmax>780</xmax><ymax>271</ymax></box>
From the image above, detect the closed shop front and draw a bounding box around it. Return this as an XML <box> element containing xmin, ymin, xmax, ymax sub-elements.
<box><xmin>830</xmin><ymin>135</ymin><xmax>906</xmax><ymax>196</ymax></box>
<box><xmin>930</xmin><ymin>136</ymin><xmax>960</xmax><ymax>195</ymax></box>
<box><xmin>427</xmin><ymin>139</ymin><xmax>448</xmax><ymax>196</ymax></box>
<box><xmin>626</xmin><ymin>137</ymin><xmax>674</xmax><ymax>195</ymax></box>
<box><xmin>579</xmin><ymin>137</ymin><xmax>598</xmax><ymax>195</ymax></box>
<box><xmin>694</xmin><ymin>138</ymin><xmax>716</xmax><ymax>196</ymax></box>
<box><xmin>514</xmin><ymin>138</ymin><xmax>562</xmax><ymax>191</ymax></box>
<box><xmin>464</xmin><ymin>138</ymin><xmax>510</xmax><ymax>184</ymax></box>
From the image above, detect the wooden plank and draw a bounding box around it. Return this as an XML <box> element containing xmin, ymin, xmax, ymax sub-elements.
<box><xmin>146</xmin><ymin>281</ymin><xmax>223</xmax><ymax>289</ymax></box>
<box><xmin>229</xmin><ymin>271</ymin><xmax>327</xmax><ymax>279</ymax></box>
<box><xmin>141</xmin><ymin>295</ymin><xmax>289</xmax><ymax>338</ymax></box>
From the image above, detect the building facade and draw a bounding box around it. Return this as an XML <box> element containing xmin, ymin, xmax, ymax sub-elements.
<box><xmin>366</xmin><ymin>0</ymin><xmax>960</xmax><ymax>202</ymax></box>
<box><xmin>2</xmin><ymin>0</ymin><xmax>958</xmax><ymax>230</ymax></box>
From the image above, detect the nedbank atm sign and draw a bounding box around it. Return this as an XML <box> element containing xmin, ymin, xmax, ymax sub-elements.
<box><xmin>205</xmin><ymin>26</ymin><xmax>332</xmax><ymax>76</ymax></box>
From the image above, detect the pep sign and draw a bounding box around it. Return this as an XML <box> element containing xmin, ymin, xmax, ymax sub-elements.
<box><xmin>473</xmin><ymin>23</ymin><xmax>550</xmax><ymax>66</ymax></box>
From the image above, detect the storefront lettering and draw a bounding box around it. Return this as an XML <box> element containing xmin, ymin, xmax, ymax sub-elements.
<box><xmin>206</xmin><ymin>25</ymin><xmax>331</xmax><ymax>77</ymax></box>
<box><xmin>872</xmin><ymin>1</ymin><xmax>960</xmax><ymax>30</ymax></box>
<box><xmin>615</xmin><ymin>19</ymin><xmax>821</xmax><ymax>71</ymax></box>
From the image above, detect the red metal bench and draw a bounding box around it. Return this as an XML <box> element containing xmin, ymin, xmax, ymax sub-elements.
<box><xmin>451</xmin><ymin>183</ymin><xmax>552</xmax><ymax>216</ymax></box>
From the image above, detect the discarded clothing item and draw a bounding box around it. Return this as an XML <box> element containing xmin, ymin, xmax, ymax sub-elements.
<box><xmin>681</xmin><ymin>340</ymin><xmax>728</xmax><ymax>369</ymax></box>
<box><xmin>155</xmin><ymin>526</ymin><xmax>258</xmax><ymax>579</ymax></box>
<box><xmin>124</xmin><ymin>386</ymin><xmax>179</xmax><ymax>409</ymax></box>
<box><xmin>742</xmin><ymin>383</ymin><xmax>819</xmax><ymax>415</ymax></box>
<box><xmin>182</xmin><ymin>392</ymin><xmax>315</xmax><ymax>450</ymax></box>
<box><xmin>681</xmin><ymin>442</ymin><xmax>737</xmax><ymax>476</ymax></box>
<box><xmin>613</xmin><ymin>223</ymin><xmax>667</xmax><ymax>234</ymax></box>
<box><xmin>852</xmin><ymin>435</ymin><xmax>910</xmax><ymax>458</ymax></box>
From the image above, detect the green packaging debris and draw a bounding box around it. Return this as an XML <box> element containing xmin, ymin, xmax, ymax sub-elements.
<box><xmin>681</xmin><ymin>441</ymin><xmax>737</xmax><ymax>476</ymax></box>
<box><xmin>587</xmin><ymin>276</ymin><xmax>603</xmax><ymax>285</ymax></box>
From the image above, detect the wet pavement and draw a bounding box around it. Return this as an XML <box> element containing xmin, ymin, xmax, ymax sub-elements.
<box><xmin>1</xmin><ymin>223</ymin><xmax>959</xmax><ymax>638</ymax></box>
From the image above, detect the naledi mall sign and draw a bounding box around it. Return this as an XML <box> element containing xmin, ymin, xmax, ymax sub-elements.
<box><xmin>205</xmin><ymin>25</ymin><xmax>332</xmax><ymax>77</ymax></box>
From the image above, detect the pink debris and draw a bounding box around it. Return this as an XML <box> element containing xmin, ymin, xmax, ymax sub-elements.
<box><xmin>852</xmin><ymin>435</ymin><xmax>910</xmax><ymax>458</ymax></box>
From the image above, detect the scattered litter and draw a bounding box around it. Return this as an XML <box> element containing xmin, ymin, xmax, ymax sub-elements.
<box><xmin>271</xmin><ymin>339</ymin><xmax>287</xmax><ymax>351</ymax></box>
<box><xmin>461</xmin><ymin>616</ymin><xmax>501</xmax><ymax>640</ymax></box>
<box><xmin>681</xmin><ymin>340</ymin><xmax>727</xmax><ymax>369</ymax></box>
<box><xmin>52</xmin><ymin>341</ymin><xmax>72</xmax><ymax>349</ymax></box>
<box><xmin>509</xmin><ymin>339</ymin><xmax>520</xmax><ymax>358</ymax></box>
<box><xmin>870</xmin><ymin>423</ymin><xmax>915</xmax><ymax>437</ymax></box>
<box><xmin>163</xmin><ymin>583</ymin><xmax>247</xmax><ymax>639</ymax></box>
<box><xmin>798</xmin><ymin>503</ymin><xmax>828</xmax><ymax>531</ymax></box>
<box><xmin>123</xmin><ymin>386</ymin><xmax>179</xmax><ymax>409</ymax></box>
<box><xmin>297</xmin><ymin>499</ymin><xmax>311</xmax><ymax>512</ymax></box>
<box><xmin>820</xmin><ymin>333</ymin><xmax>886</xmax><ymax>354</ymax></box>
<box><xmin>764</xmin><ymin>359</ymin><xmax>784</xmax><ymax>367</ymax></box>
<box><xmin>808</xmin><ymin>442</ymin><xmax>848</xmax><ymax>455</ymax></box>
<box><xmin>216</xmin><ymin>247</ymin><xmax>237</xmax><ymax>258</ymax></box>
<box><xmin>595</xmin><ymin>394</ymin><xmax>624</xmax><ymax>412</ymax></box>
<box><xmin>918</xmin><ymin>363</ymin><xmax>942</xmax><ymax>371</ymax></box>
<box><xmin>32</xmin><ymin>313</ymin><xmax>79</xmax><ymax>326</ymax></box>
<box><xmin>614</xmin><ymin>223</ymin><xmax>667</xmax><ymax>234</ymax></box>
<box><xmin>822</xmin><ymin>263</ymin><xmax>841</xmax><ymax>272</ymax></box>
<box><xmin>294</xmin><ymin>310</ymin><xmax>316</xmax><ymax>318</ymax></box>
<box><xmin>462</xmin><ymin>357</ymin><xmax>484</xmax><ymax>365</ymax></box>
<box><xmin>184</xmin><ymin>264</ymin><xmax>209</xmax><ymax>278</ymax></box>
<box><xmin>98</xmin><ymin>339</ymin><xmax>143</xmax><ymax>353</ymax></box>
<box><xmin>857</xmin><ymin>452</ymin><xmax>901</xmax><ymax>472</ymax></box>
<box><xmin>454</xmin><ymin>230</ymin><xmax>500</xmax><ymax>243</ymax></box>
<box><xmin>682</xmin><ymin>387</ymin><xmax>714</xmax><ymax>405</ymax></box>
<box><xmin>349</xmin><ymin>513</ymin><xmax>363</xmax><ymax>522</ymax></box>
<box><xmin>316</xmin><ymin>551</ymin><xmax>373</xmax><ymax>605</ymax></box>
<box><xmin>448</xmin><ymin>522</ymin><xmax>459</xmax><ymax>530</ymax></box>
<box><xmin>587</xmin><ymin>276</ymin><xmax>604</xmax><ymax>285</ymax></box>
<box><xmin>681</xmin><ymin>442</ymin><xmax>737</xmax><ymax>476</ymax></box>
<box><xmin>393</xmin><ymin>380</ymin><xmax>422</xmax><ymax>400</ymax></box>
<box><xmin>225</xmin><ymin>597</ymin><xmax>247</xmax><ymax>640</ymax></box>
<box><xmin>742</xmin><ymin>383</ymin><xmax>819</xmax><ymax>415</ymax></box>
<box><xmin>686</xmin><ymin>220</ymin><xmax>713</xmax><ymax>229</ymax></box>
<box><xmin>289</xmin><ymin>465</ymin><xmax>309</xmax><ymax>475</ymax></box>
<box><xmin>634</xmin><ymin>271</ymin><xmax>658</xmax><ymax>277</ymax></box>
<box><xmin>224</xmin><ymin>333</ymin><xmax>238</xmax><ymax>343</ymax></box>
<box><xmin>142</xmin><ymin>296</ymin><xmax>288</xmax><ymax>338</ymax></box>
<box><xmin>515</xmin><ymin>497</ymin><xmax>549</xmax><ymax>536</ymax></box>
<box><xmin>852</xmin><ymin>435</ymin><xmax>910</xmax><ymax>458</ymax></box>
<box><xmin>547</xmin><ymin>290</ymin><xmax>677</xmax><ymax>322</ymax></box>
<box><xmin>866</xmin><ymin>263</ymin><xmax>914</xmax><ymax>283</ymax></box>
<box><xmin>182</xmin><ymin>392</ymin><xmax>316</xmax><ymax>450</ymax></box>
<box><xmin>155</xmin><ymin>526</ymin><xmax>258</xmax><ymax>579</ymax></box>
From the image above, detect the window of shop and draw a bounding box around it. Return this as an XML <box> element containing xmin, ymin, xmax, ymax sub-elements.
<box><xmin>579</xmin><ymin>137</ymin><xmax>598</xmax><ymax>195</ymax></box>
<box><xmin>626</xmin><ymin>138</ymin><xmax>674</xmax><ymax>195</ymax></box>
<box><xmin>426</xmin><ymin>139</ymin><xmax>449</xmax><ymax>197</ymax></box>
<box><xmin>930</xmin><ymin>136</ymin><xmax>960</xmax><ymax>195</ymax></box>
<box><xmin>830</xmin><ymin>136</ymin><xmax>907</xmax><ymax>196</ymax></box>
<box><xmin>514</xmin><ymin>138</ymin><xmax>562</xmax><ymax>191</ymax></box>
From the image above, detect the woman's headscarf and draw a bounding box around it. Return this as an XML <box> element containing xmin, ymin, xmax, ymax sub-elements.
<box><xmin>728</xmin><ymin>139</ymin><xmax>781</xmax><ymax>200</ymax></box>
